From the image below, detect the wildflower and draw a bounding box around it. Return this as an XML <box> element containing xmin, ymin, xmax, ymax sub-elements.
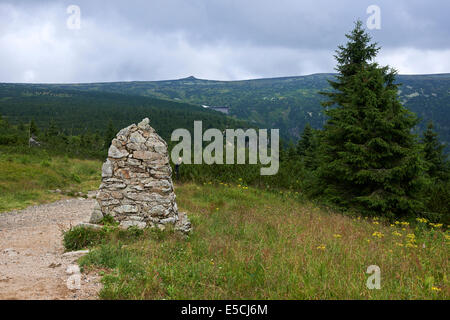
<box><xmin>406</xmin><ymin>242</ymin><xmax>418</xmax><ymax>248</ymax></box>
<box><xmin>333</xmin><ymin>234</ymin><xmax>342</xmax><ymax>239</ymax></box>
<box><xmin>393</xmin><ymin>231</ymin><xmax>402</xmax><ymax>237</ymax></box>
<box><xmin>316</xmin><ymin>245</ymin><xmax>326</xmax><ymax>250</ymax></box>
<box><xmin>373</xmin><ymin>221</ymin><xmax>379</xmax><ymax>225</ymax></box>
<box><xmin>400</xmin><ymin>221</ymin><xmax>409</xmax><ymax>226</ymax></box>
<box><xmin>215</xmin><ymin>208</ymin><xmax>219</xmax><ymax>211</ymax></box>
<box><xmin>366</xmin><ymin>239</ymin><xmax>371</xmax><ymax>243</ymax></box>
<box><xmin>429</xmin><ymin>223</ymin><xmax>443</xmax><ymax>228</ymax></box>
<box><xmin>416</xmin><ymin>217</ymin><xmax>428</xmax><ymax>223</ymax></box>
<box><xmin>390</xmin><ymin>224</ymin><xmax>394</xmax><ymax>227</ymax></box>
<box><xmin>238</xmin><ymin>178</ymin><xmax>242</xmax><ymax>181</ymax></box>
<box><xmin>445</xmin><ymin>234</ymin><xmax>450</xmax><ymax>240</ymax></box>
<box><xmin>431</xmin><ymin>286</ymin><xmax>441</xmax><ymax>292</ymax></box>
<box><xmin>395</xmin><ymin>242</ymin><xmax>404</xmax><ymax>247</ymax></box>
<box><xmin>372</xmin><ymin>231</ymin><xmax>384</xmax><ymax>239</ymax></box>
<box><xmin>406</xmin><ymin>233</ymin><xmax>415</xmax><ymax>239</ymax></box>
<box><xmin>402</xmin><ymin>228</ymin><xmax>406</xmax><ymax>231</ymax></box>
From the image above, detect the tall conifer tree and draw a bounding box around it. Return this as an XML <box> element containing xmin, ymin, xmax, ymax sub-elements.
<box><xmin>422</xmin><ymin>122</ymin><xmax>448</xmax><ymax>181</ymax></box>
<box><xmin>317</xmin><ymin>21</ymin><xmax>424</xmax><ymax>218</ymax></box>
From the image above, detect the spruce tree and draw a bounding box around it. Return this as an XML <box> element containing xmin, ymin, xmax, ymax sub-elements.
<box><xmin>317</xmin><ymin>20</ymin><xmax>424</xmax><ymax>218</ymax></box>
<box><xmin>29</xmin><ymin>119</ymin><xmax>39</xmax><ymax>136</ymax></box>
<box><xmin>46</xmin><ymin>119</ymin><xmax>59</xmax><ymax>137</ymax></box>
<box><xmin>422</xmin><ymin>122</ymin><xmax>448</xmax><ymax>181</ymax></box>
<box><xmin>297</xmin><ymin>123</ymin><xmax>313</xmax><ymax>156</ymax></box>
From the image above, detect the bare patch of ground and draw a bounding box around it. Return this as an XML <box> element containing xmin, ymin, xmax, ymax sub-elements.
<box><xmin>0</xmin><ymin>198</ymin><xmax>101</xmax><ymax>300</ymax></box>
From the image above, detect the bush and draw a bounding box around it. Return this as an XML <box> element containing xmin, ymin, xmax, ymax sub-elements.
<box><xmin>63</xmin><ymin>225</ymin><xmax>150</xmax><ymax>251</ymax></box>
<box><xmin>423</xmin><ymin>180</ymin><xmax>450</xmax><ymax>225</ymax></box>
<box><xmin>63</xmin><ymin>226</ymin><xmax>104</xmax><ymax>251</ymax></box>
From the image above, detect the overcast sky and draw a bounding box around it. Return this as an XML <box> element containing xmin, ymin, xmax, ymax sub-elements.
<box><xmin>1</xmin><ymin>0</ymin><xmax>449</xmax><ymax>83</ymax></box>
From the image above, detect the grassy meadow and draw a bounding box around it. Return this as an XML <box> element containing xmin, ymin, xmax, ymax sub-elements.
<box><xmin>70</xmin><ymin>182</ymin><xmax>448</xmax><ymax>300</ymax></box>
<box><xmin>0</xmin><ymin>147</ymin><xmax>102</xmax><ymax>212</ymax></box>
<box><xmin>1</xmin><ymin>149</ymin><xmax>447</xmax><ymax>299</ymax></box>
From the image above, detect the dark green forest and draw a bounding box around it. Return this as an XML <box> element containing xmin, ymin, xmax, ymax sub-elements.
<box><xmin>5</xmin><ymin>71</ymin><xmax>448</xmax><ymax>151</ymax></box>
<box><xmin>0</xmin><ymin>85</ymin><xmax>250</xmax><ymax>140</ymax></box>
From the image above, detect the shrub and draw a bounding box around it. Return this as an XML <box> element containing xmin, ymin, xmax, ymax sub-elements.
<box><xmin>63</xmin><ymin>226</ymin><xmax>103</xmax><ymax>251</ymax></box>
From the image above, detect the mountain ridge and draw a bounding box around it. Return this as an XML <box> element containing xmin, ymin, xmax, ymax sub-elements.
<box><xmin>1</xmin><ymin>73</ymin><xmax>449</xmax><ymax>150</ymax></box>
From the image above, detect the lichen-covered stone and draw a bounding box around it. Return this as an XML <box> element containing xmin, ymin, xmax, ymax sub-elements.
<box><xmin>89</xmin><ymin>118</ymin><xmax>191</xmax><ymax>233</ymax></box>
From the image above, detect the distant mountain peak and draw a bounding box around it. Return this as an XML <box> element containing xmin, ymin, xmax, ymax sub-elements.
<box><xmin>183</xmin><ymin>76</ymin><xmax>197</xmax><ymax>80</ymax></box>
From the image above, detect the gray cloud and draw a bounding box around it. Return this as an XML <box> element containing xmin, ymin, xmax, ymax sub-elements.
<box><xmin>0</xmin><ymin>0</ymin><xmax>449</xmax><ymax>83</ymax></box>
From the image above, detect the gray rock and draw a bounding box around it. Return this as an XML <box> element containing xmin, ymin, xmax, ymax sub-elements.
<box><xmin>108</xmin><ymin>145</ymin><xmax>129</xmax><ymax>159</ymax></box>
<box><xmin>130</xmin><ymin>131</ymin><xmax>146</xmax><ymax>144</ymax></box>
<box><xmin>137</xmin><ymin>117</ymin><xmax>150</xmax><ymax>130</ymax></box>
<box><xmin>175</xmin><ymin>212</ymin><xmax>192</xmax><ymax>235</ymax></box>
<box><xmin>88</xmin><ymin>118</ymin><xmax>191</xmax><ymax>234</ymax></box>
<box><xmin>89</xmin><ymin>207</ymin><xmax>103</xmax><ymax>223</ymax></box>
<box><xmin>63</xmin><ymin>250</ymin><xmax>90</xmax><ymax>259</ymax></box>
<box><xmin>75</xmin><ymin>223</ymin><xmax>103</xmax><ymax>230</ymax></box>
<box><xmin>119</xmin><ymin>220</ymin><xmax>146</xmax><ymax>229</ymax></box>
<box><xmin>101</xmin><ymin>159</ymin><xmax>113</xmax><ymax>178</ymax></box>
<box><xmin>113</xmin><ymin>205</ymin><xmax>138</xmax><ymax>214</ymax></box>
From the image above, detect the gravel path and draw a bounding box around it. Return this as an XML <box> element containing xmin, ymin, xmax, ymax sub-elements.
<box><xmin>0</xmin><ymin>198</ymin><xmax>102</xmax><ymax>300</ymax></box>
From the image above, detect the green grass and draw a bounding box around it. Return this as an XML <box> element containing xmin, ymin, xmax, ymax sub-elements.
<box><xmin>0</xmin><ymin>148</ymin><xmax>102</xmax><ymax>212</ymax></box>
<box><xmin>1</xmin><ymin>148</ymin><xmax>447</xmax><ymax>299</ymax></box>
<box><xmin>73</xmin><ymin>182</ymin><xmax>449</xmax><ymax>300</ymax></box>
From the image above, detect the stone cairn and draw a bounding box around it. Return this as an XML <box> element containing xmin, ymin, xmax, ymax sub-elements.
<box><xmin>89</xmin><ymin>118</ymin><xmax>191</xmax><ymax>234</ymax></box>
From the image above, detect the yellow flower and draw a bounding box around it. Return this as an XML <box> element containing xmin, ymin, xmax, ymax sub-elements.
<box><xmin>316</xmin><ymin>245</ymin><xmax>326</xmax><ymax>250</ymax></box>
<box><xmin>372</xmin><ymin>231</ymin><xmax>384</xmax><ymax>238</ymax></box>
<box><xmin>393</xmin><ymin>231</ymin><xmax>402</xmax><ymax>237</ymax></box>
<box><xmin>395</xmin><ymin>242</ymin><xmax>404</xmax><ymax>247</ymax></box>
<box><xmin>416</xmin><ymin>217</ymin><xmax>428</xmax><ymax>223</ymax></box>
<box><xmin>400</xmin><ymin>221</ymin><xmax>409</xmax><ymax>226</ymax></box>
<box><xmin>238</xmin><ymin>178</ymin><xmax>243</xmax><ymax>181</ymax></box>
<box><xmin>333</xmin><ymin>234</ymin><xmax>342</xmax><ymax>239</ymax></box>
<box><xmin>430</xmin><ymin>223</ymin><xmax>443</xmax><ymax>228</ymax></box>
<box><xmin>395</xmin><ymin>221</ymin><xmax>400</xmax><ymax>225</ymax></box>
<box><xmin>445</xmin><ymin>234</ymin><xmax>450</xmax><ymax>240</ymax></box>
<box><xmin>431</xmin><ymin>286</ymin><xmax>441</xmax><ymax>292</ymax></box>
<box><xmin>373</xmin><ymin>221</ymin><xmax>379</xmax><ymax>225</ymax></box>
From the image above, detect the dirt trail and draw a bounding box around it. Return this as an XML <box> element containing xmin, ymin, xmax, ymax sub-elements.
<box><xmin>0</xmin><ymin>198</ymin><xmax>101</xmax><ymax>300</ymax></box>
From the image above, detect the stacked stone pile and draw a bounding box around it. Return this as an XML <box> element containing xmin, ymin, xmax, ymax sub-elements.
<box><xmin>89</xmin><ymin>118</ymin><xmax>191</xmax><ymax>234</ymax></box>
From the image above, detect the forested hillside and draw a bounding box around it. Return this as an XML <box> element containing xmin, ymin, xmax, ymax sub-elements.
<box><xmin>0</xmin><ymin>84</ymin><xmax>250</xmax><ymax>141</ymax></box>
<box><xmin>10</xmin><ymin>73</ymin><xmax>448</xmax><ymax>149</ymax></box>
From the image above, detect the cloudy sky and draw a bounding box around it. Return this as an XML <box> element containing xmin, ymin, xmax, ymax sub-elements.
<box><xmin>1</xmin><ymin>0</ymin><xmax>449</xmax><ymax>83</ymax></box>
